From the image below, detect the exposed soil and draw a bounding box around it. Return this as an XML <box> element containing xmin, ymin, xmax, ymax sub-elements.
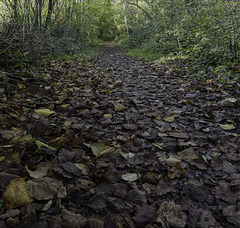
<box><xmin>0</xmin><ymin>43</ymin><xmax>240</xmax><ymax>227</ymax></box>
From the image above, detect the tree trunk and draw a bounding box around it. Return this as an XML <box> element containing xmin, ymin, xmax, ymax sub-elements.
<box><xmin>34</xmin><ymin>0</ymin><xmax>39</xmax><ymax>30</ymax></box>
<box><xmin>46</xmin><ymin>0</ymin><xmax>53</xmax><ymax>30</ymax></box>
<box><xmin>13</xmin><ymin>0</ymin><xmax>18</xmax><ymax>22</ymax></box>
<box><xmin>39</xmin><ymin>0</ymin><xmax>42</xmax><ymax>31</ymax></box>
<box><xmin>123</xmin><ymin>1</ymin><xmax>129</xmax><ymax>35</ymax></box>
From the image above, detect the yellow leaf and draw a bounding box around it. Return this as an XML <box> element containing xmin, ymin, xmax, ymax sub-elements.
<box><xmin>61</xmin><ymin>104</ymin><xmax>70</xmax><ymax>108</ymax></box>
<box><xmin>34</xmin><ymin>109</ymin><xmax>55</xmax><ymax>117</ymax></box>
<box><xmin>220</xmin><ymin>124</ymin><xmax>235</xmax><ymax>131</ymax></box>
<box><xmin>165</xmin><ymin>115</ymin><xmax>175</xmax><ymax>123</ymax></box>
<box><xmin>103</xmin><ymin>114</ymin><xmax>112</xmax><ymax>119</ymax></box>
<box><xmin>0</xmin><ymin>156</ymin><xmax>5</xmax><ymax>163</ymax></box>
<box><xmin>17</xmin><ymin>83</ymin><xmax>24</xmax><ymax>89</ymax></box>
<box><xmin>3</xmin><ymin>178</ymin><xmax>34</xmax><ymax>209</ymax></box>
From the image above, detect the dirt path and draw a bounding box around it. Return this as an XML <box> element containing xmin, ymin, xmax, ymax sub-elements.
<box><xmin>0</xmin><ymin>44</ymin><xmax>240</xmax><ymax>227</ymax></box>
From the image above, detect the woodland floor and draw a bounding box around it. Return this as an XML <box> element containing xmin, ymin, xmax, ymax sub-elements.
<box><xmin>0</xmin><ymin>43</ymin><xmax>240</xmax><ymax>227</ymax></box>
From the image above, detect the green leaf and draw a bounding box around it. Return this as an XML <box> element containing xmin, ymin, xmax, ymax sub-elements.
<box><xmin>36</xmin><ymin>140</ymin><xmax>57</xmax><ymax>151</ymax></box>
<box><xmin>41</xmin><ymin>199</ymin><xmax>53</xmax><ymax>211</ymax></box>
<box><xmin>34</xmin><ymin>108</ymin><xmax>55</xmax><ymax>117</ymax></box>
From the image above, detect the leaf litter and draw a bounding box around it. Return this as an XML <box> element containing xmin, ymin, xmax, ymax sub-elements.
<box><xmin>0</xmin><ymin>43</ymin><xmax>240</xmax><ymax>227</ymax></box>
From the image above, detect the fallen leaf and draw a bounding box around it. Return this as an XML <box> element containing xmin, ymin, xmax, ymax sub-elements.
<box><xmin>103</xmin><ymin>114</ymin><xmax>112</xmax><ymax>119</ymax></box>
<box><xmin>26</xmin><ymin>177</ymin><xmax>63</xmax><ymax>200</ymax></box>
<box><xmin>90</xmin><ymin>143</ymin><xmax>115</xmax><ymax>157</ymax></box>
<box><xmin>0</xmin><ymin>156</ymin><xmax>5</xmax><ymax>163</ymax></box>
<box><xmin>134</xmin><ymin>205</ymin><xmax>156</xmax><ymax>225</ymax></box>
<box><xmin>61</xmin><ymin>209</ymin><xmax>88</xmax><ymax>227</ymax></box>
<box><xmin>48</xmin><ymin>130</ymin><xmax>75</xmax><ymax>150</ymax></box>
<box><xmin>0</xmin><ymin>209</ymin><xmax>21</xmax><ymax>220</ymax></box>
<box><xmin>75</xmin><ymin>178</ymin><xmax>95</xmax><ymax>190</ymax></box>
<box><xmin>222</xmin><ymin>204</ymin><xmax>240</xmax><ymax>226</ymax></box>
<box><xmin>165</xmin><ymin>115</ymin><xmax>175</xmax><ymax>123</ymax></box>
<box><xmin>155</xmin><ymin>180</ymin><xmax>177</xmax><ymax>196</ymax></box>
<box><xmin>121</xmin><ymin>173</ymin><xmax>140</xmax><ymax>182</ymax></box>
<box><xmin>0</xmin><ymin>172</ymin><xmax>20</xmax><ymax>190</ymax></box>
<box><xmin>178</xmin><ymin>147</ymin><xmax>206</xmax><ymax>169</ymax></box>
<box><xmin>165</xmin><ymin>155</ymin><xmax>182</xmax><ymax>166</ymax></box>
<box><xmin>36</xmin><ymin>140</ymin><xmax>57</xmax><ymax>151</ymax></box>
<box><xmin>34</xmin><ymin>108</ymin><xmax>56</xmax><ymax>117</ymax></box>
<box><xmin>74</xmin><ymin>163</ymin><xmax>89</xmax><ymax>175</ymax></box>
<box><xmin>188</xmin><ymin>205</ymin><xmax>218</xmax><ymax>228</ymax></box>
<box><xmin>157</xmin><ymin>201</ymin><xmax>187</xmax><ymax>228</ymax></box>
<box><xmin>114</xmin><ymin>103</ymin><xmax>128</xmax><ymax>112</ymax></box>
<box><xmin>212</xmin><ymin>182</ymin><xmax>238</xmax><ymax>204</ymax></box>
<box><xmin>3</xmin><ymin>178</ymin><xmax>34</xmax><ymax>209</ymax></box>
<box><xmin>26</xmin><ymin>161</ymin><xmax>51</xmax><ymax>179</ymax></box>
<box><xmin>126</xmin><ymin>189</ymin><xmax>147</xmax><ymax>206</ymax></box>
<box><xmin>41</xmin><ymin>199</ymin><xmax>53</xmax><ymax>211</ymax></box>
<box><xmin>220</xmin><ymin>123</ymin><xmax>235</xmax><ymax>130</ymax></box>
<box><xmin>168</xmin><ymin>165</ymin><xmax>187</xmax><ymax>179</ymax></box>
<box><xmin>0</xmin><ymin>129</ymin><xmax>23</xmax><ymax>140</ymax></box>
<box><xmin>168</xmin><ymin>132</ymin><xmax>188</xmax><ymax>139</ymax></box>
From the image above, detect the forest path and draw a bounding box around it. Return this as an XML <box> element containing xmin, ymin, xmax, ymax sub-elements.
<box><xmin>0</xmin><ymin>44</ymin><xmax>240</xmax><ymax>227</ymax></box>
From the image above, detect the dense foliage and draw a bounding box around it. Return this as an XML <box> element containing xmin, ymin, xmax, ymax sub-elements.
<box><xmin>117</xmin><ymin>1</ymin><xmax>240</xmax><ymax>65</ymax></box>
<box><xmin>0</xmin><ymin>0</ymin><xmax>239</xmax><ymax>73</ymax></box>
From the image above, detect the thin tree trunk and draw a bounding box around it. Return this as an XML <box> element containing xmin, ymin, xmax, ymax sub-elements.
<box><xmin>123</xmin><ymin>1</ymin><xmax>129</xmax><ymax>35</ymax></box>
<box><xmin>39</xmin><ymin>0</ymin><xmax>42</xmax><ymax>31</ymax></box>
<box><xmin>13</xmin><ymin>0</ymin><xmax>18</xmax><ymax>22</ymax></box>
<box><xmin>46</xmin><ymin>0</ymin><xmax>53</xmax><ymax>29</ymax></box>
<box><xmin>34</xmin><ymin>0</ymin><xmax>39</xmax><ymax>30</ymax></box>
